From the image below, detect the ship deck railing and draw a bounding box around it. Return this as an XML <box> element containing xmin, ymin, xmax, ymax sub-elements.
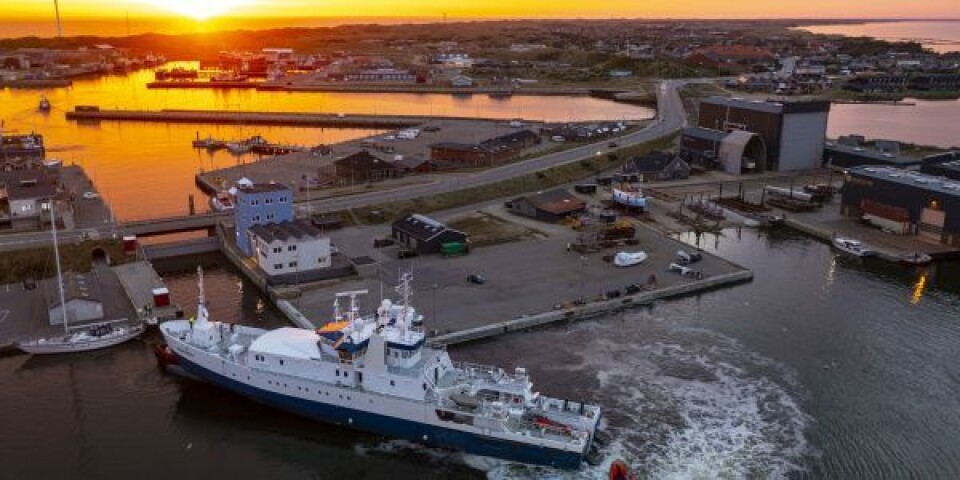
<box><xmin>452</xmin><ymin>361</ymin><xmax>528</xmax><ymax>386</ymax></box>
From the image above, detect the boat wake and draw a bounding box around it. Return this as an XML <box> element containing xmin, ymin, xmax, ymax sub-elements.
<box><xmin>480</xmin><ymin>313</ymin><xmax>812</xmax><ymax>479</ymax></box>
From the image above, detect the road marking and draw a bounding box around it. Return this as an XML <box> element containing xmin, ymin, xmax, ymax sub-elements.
<box><xmin>0</xmin><ymin>309</ymin><xmax>9</xmax><ymax>324</ymax></box>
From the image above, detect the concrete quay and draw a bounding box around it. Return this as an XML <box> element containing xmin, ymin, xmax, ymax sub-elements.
<box><xmin>261</xmin><ymin>202</ymin><xmax>752</xmax><ymax>345</ymax></box>
<box><xmin>65</xmin><ymin>108</ymin><xmax>515</xmax><ymax>129</ymax></box>
<box><xmin>0</xmin><ymin>261</ymin><xmax>159</xmax><ymax>354</ymax></box>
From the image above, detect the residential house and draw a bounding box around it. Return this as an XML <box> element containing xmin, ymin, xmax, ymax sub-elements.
<box><xmin>249</xmin><ymin>219</ymin><xmax>333</xmax><ymax>282</ymax></box>
<box><xmin>234</xmin><ymin>180</ymin><xmax>294</xmax><ymax>255</ymax></box>
<box><xmin>0</xmin><ymin>169</ymin><xmax>56</xmax><ymax>230</ymax></box>
<box><xmin>622</xmin><ymin>152</ymin><xmax>691</xmax><ymax>182</ymax></box>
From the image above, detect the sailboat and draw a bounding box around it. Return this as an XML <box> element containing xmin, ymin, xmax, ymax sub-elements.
<box><xmin>17</xmin><ymin>201</ymin><xmax>145</xmax><ymax>354</ymax></box>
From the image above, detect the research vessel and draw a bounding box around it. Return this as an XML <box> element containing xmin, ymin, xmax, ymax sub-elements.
<box><xmin>159</xmin><ymin>271</ymin><xmax>602</xmax><ymax>468</ymax></box>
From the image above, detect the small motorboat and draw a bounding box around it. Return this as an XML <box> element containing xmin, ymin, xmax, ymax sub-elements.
<box><xmin>613</xmin><ymin>251</ymin><xmax>648</xmax><ymax>267</ymax></box>
<box><xmin>832</xmin><ymin>237</ymin><xmax>875</xmax><ymax>257</ymax></box>
<box><xmin>210</xmin><ymin>191</ymin><xmax>235</xmax><ymax>212</ymax></box>
<box><xmin>900</xmin><ymin>251</ymin><xmax>932</xmax><ymax>265</ymax></box>
<box><xmin>38</xmin><ymin>96</ymin><xmax>51</xmax><ymax>112</ymax></box>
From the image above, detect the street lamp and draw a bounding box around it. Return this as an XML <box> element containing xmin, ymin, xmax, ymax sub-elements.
<box><xmin>432</xmin><ymin>283</ymin><xmax>439</xmax><ymax>323</ymax></box>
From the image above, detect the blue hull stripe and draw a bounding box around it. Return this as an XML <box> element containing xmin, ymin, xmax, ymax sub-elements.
<box><xmin>177</xmin><ymin>356</ymin><xmax>586</xmax><ymax>469</ymax></box>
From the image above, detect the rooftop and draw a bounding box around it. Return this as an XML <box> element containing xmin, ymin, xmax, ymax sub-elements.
<box><xmin>826</xmin><ymin>142</ymin><xmax>922</xmax><ymax>166</ymax></box>
<box><xmin>514</xmin><ymin>188</ymin><xmax>586</xmax><ymax>215</ymax></box>
<box><xmin>249</xmin><ymin>219</ymin><xmax>325</xmax><ymax>243</ymax></box>
<box><xmin>393</xmin><ymin>213</ymin><xmax>464</xmax><ymax>241</ymax></box>
<box><xmin>235</xmin><ymin>182</ymin><xmax>291</xmax><ymax>195</ymax></box>
<box><xmin>0</xmin><ymin>169</ymin><xmax>57</xmax><ymax>200</ymax></box>
<box><xmin>702</xmin><ymin>96</ymin><xmax>831</xmax><ymax>115</ymax></box>
<box><xmin>849</xmin><ymin>166</ymin><xmax>960</xmax><ymax>199</ymax></box>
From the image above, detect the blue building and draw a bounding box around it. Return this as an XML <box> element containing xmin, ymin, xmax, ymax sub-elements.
<box><xmin>234</xmin><ymin>181</ymin><xmax>294</xmax><ymax>255</ymax></box>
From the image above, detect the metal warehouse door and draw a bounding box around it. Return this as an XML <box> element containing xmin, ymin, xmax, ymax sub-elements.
<box><xmin>919</xmin><ymin>207</ymin><xmax>946</xmax><ymax>241</ymax></box>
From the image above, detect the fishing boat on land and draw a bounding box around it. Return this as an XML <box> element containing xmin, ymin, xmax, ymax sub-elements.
<box><xmin>612</xmin><ymin>185</ymin><xmax>646</xmax><ymax>209</ymax></box>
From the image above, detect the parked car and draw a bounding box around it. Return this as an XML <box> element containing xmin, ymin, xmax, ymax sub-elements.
<box><xmin>608</xmin><ymin>142</ymin><xmax>619</xmax><ymax>148</ymax></box>
<box><xmin>467</xmin><ymin>273</ymin><xmax>486</xmax><ymax>285</ymax></box>
<box><xmin>668</xmin><ymin>263</ymin><xmax>704</xmax><ymax>279</ymax></box>
<box><xmin>624</xmin><ymin>283</ymin><xmax>642</xmax><ymax>295</ymax></box>
<box><xmin>82</xmin><ymin>191</ymin><xmax>100</xmax><ymax>199</ymax></box>
<box><xmin>22</xmin><ymin>278</ymin><xmax>36</xmax><ymax>290</ymax></box>
<box><xmin>604</xmin><ymin>289</ymin><xmax>622</xmax><ymax>299</ymax></box>
<box><xmin>675</xmin><ymin>249</ymin><xmax>703</xmax><ymax>265</ymax></box>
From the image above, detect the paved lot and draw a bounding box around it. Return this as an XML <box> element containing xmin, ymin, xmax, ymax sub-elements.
<box><xmin>195</xmin><ymin>118</ymin><xmax>553</xmax><ymax>201</ymax></box>
<box><xmin>293</xmin><ymin>208</ymin><xmax>743</xmax><ymax>335</ymax></box>
<box><xmin>0</xmin><ymin>262</ymin><xmax>141</xmax><ymax>348</ymax></box>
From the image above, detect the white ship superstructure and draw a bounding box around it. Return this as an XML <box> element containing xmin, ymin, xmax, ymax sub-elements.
<box><xmin>160</xmin><ymin>271</ymin><xmax>602</xmax><ymax>468</ymax></box>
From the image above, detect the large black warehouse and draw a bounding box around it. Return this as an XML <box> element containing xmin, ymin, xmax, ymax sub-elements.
<box><xmin>841</xmin><ymin>166</ymin><xmax>960</xmax><ymax>246</ymax></box>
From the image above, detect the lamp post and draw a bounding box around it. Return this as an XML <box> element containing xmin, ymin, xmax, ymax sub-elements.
<box><xmin>432</xmin><ymin>283</ymin><xmax>439</xmax><ymax>323</ymax></box>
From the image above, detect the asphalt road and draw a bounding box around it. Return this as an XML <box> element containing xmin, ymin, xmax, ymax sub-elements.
<box><xmin>301</xmin><ymin>78</ymin><xmax>690</xmax><ymax>214</ymax></box>
<box><xmin>0</xmin><ymin>80</ymin><xmax>689</xmax><ymax>251</ymax></box>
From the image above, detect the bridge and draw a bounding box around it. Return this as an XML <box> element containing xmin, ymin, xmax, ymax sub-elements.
<box><xmin>120</xmin><ymin>212</ymin><xmax>228</xmax><ymax>237</ymax></box>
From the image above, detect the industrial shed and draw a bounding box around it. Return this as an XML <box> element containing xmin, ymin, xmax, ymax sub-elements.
<box><xmin>506</xmin><ymin>189</ymin><xmax>587</xmax><ymax>222</ymax></box>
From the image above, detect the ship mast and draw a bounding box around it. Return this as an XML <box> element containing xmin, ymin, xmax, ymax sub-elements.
<box><xmin>53</xmin><ymin>0</ymin><xmax>63</xmax><ymax>38</ymax></box>
<box><xmin>51</xmin><ymin>200</ymin><xmax>68</xmax><ymax>334</ymax></box>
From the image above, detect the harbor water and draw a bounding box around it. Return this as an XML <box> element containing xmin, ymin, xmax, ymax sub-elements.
<box><xmin>2</xmin><ymin>229</ymin><xmax>960</xmax><ymax>478</ymax></box>
<box><xmin>0</xmin><ymin>63</ymin><xmax>653</xmax><ymax>220</ymax></box>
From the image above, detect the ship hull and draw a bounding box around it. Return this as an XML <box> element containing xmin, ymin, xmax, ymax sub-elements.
<box><xmin>173</xmin><ymin>352</ymin><xmax>586</xmax><ymax>469</ymax></box>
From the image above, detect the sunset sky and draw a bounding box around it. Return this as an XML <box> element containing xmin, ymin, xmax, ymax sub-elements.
<box><xmin>4</xmin><ymin>0</ymin><xmax>958</xmax><ymax>20</ymax></box>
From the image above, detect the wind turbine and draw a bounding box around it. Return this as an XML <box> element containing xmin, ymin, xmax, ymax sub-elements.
<box><xmin>53</xmin><ymin>0</ymin><xmax>63</xmax><ymax>37</ymax></box>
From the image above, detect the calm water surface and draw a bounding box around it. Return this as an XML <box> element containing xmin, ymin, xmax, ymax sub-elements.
<box><xmin>2</xmin><ymin>231</ymin><xmax>960</xmax><ymax>478</ymax></box>
<box><xmin>799</xmin><ymin>21</ymin><xmax>960</xmax><ymax>53</ymax></box>
<box><xmin>0</xmin><ymin>63</ymin><xmax>652</xmax><ymax>220</ymax></box>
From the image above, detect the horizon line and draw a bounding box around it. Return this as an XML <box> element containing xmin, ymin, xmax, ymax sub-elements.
<box><xmin>3</xmin><ymin>15</ymin><xmax>959</xmax><ymax>22</ymax></box>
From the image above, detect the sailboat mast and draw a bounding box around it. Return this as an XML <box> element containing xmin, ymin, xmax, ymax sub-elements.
<box><xmin>51</xmin><ymin>201</ymin><xmax>68</xmax><ymax>334</ymax></box>
<box><xmin>53</xmin><ymin>0</ymin><xmax>63</xmax><ymax>38</ymax></box>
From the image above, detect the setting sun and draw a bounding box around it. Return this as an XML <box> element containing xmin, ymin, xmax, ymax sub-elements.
<box><xmin>141</xmin><ymin>0</ymin><xmax>252</xmax><ymax>20</ymax></box>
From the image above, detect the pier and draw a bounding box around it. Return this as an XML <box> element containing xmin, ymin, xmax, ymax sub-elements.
<box><xmin>64</xmin><ymin>107</ymin><xmax>508</xmax><ymax>129</ymax></box>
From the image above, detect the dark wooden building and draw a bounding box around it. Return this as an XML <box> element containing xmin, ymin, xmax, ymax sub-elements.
<box><xmin>332</xmin><ymin>150</ymin><xmax>400</xmax><ymax>183</ymax></box>
<box><xmin>506</xmin><ymin>189</ymin><xmax>587</xmax><ymax>222</ymax></box>
<box><xmin>391</xmin><ymin>214</ymin><xmax>468</xmax><ymax>254</ymax></box>
<box><xmin>622</xmin><ymin>151</ymin><xmax>691</xmax><ymax>182</ymax></box>
<box><xmin>429</xmin><ymin>129</ymin><xmax>540</xmax><ymax>167</ymax></box>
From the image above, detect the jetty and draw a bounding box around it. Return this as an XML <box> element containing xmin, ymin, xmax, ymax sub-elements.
<box><xmin>64</xmin><ymin>107</ymin><xmax>496</xmax><ymax>129</ymax></box>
